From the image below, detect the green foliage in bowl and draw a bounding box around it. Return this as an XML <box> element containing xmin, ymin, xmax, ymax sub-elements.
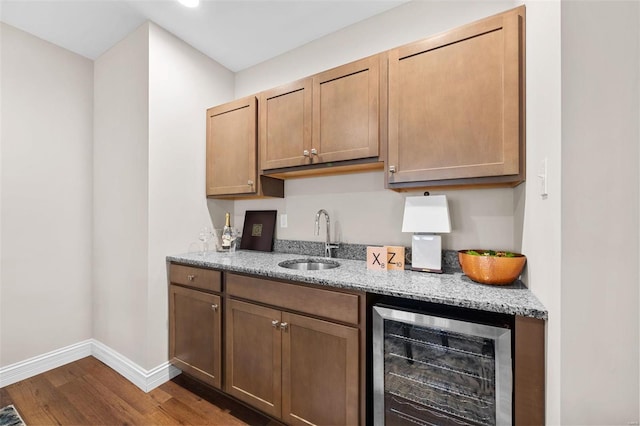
<box><xmin>465</xmin><ymin>249</ymin><xmax>516</xmax><ymax>258</ymax></box>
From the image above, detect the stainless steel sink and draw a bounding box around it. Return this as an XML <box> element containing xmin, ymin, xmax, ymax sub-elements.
<box><xmin>278</xmin><ymin>258</ymin><xmax>340</xmax><ymax>271</ymax></box>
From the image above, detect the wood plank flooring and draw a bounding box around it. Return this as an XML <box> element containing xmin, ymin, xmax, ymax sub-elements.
<box><xmin>0</xmin><ymin>356</ymin><xmax>280</xmax><ymax>425</ymax></box>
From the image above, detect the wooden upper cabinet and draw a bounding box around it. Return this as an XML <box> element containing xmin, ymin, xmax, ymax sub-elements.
<box><xmin>207</xmin><ymin>96</ymin><xmax>258</xmax><ymax>196</ymax></box>
<box><xmin>312</xmin><ymin>55</ymin><xmax>380</xmax><ymax>164</ymax></box>
<box><xmin>387</xmin><ymin>6</ymin><xmax>525</xmax><ymax>188</ymax></box>
<box><xmin>259</xmin><ymin>55</ymin><xmax>381</xmax><ymax>172</ymax></box>
<box><xmin>260</xmin><ymin>79</ymin><xmax>312</xmax><ymax>170</ymax></box>
<box><xmin>207</xmin><ymin>96</ymin><xmax>284</xmax><ymax>198</ymax></box>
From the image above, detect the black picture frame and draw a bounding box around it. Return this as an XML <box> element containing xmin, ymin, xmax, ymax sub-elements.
<box><xmin>239</xmin><ymin>210</ymin><xmax>277</xmax><ymax>252</ymax></box>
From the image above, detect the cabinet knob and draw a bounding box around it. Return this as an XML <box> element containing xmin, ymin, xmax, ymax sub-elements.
<box><xmin>280</xmin><ymin>322</ymin><xmax>289</xmax><ymax>331</ymax></box>
<box><xmin>389</xmin><ymin>165</ymin><xmax>396</xmax><ymax>173</ymax></box>
<box><xmin>310</xmin><ymin>148</ymin><xmax>318</xmax><ymax>156</ymax></box>
<box><xmin>248</xmin><ymin>180</ymin><xmax>254</xmax><ymax>186</ymax></box>
<box><xmin>271</xmin><ymin>319</ymin><xmax>280</xmax><ymax>328</ymax></box>
<box><xmin>211</xmin><ymin>304</ymin><xmax>219</xmax><ymax>312</ymax></box>
<box><xmin>303</xmin><ymin>150</ymin><xmax>310</xmax><ymax>157</ymax></box>
<box><xmin>187</xmin><ymin>274</ymin><xmax>196</xmax><ymax>281</ymax></box>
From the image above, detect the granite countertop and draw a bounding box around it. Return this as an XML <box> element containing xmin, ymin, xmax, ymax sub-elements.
<box><xmin>167</xmin><ymin>249</ymin><xmax>547</xmax><ymax>320</ymax></box>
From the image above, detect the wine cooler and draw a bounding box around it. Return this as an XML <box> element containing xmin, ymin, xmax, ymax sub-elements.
<box><xmin>373</xmin><ymin>304</ymin><xmax>512</xmax><ymax>426</ymax></box>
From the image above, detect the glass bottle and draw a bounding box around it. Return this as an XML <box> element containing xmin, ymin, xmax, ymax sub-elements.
<box><xmin>221</xmin><ymin>213</ymin><xmax>232</xmax><ymax>250</ymax></box>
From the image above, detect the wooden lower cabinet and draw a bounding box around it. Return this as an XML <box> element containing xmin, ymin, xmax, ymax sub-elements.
<box><xmin>514</xmin><ymin>316</ymin><xmax>546</xmax><ymax>424</ymax></box>
<box><xmin>225</xmin><ymin>299</ymin><xmax>282</xmax><ymax>418</ymax></box>
<box><xmin>282</xmin><ymin>312</ymin><xmax>359</xmax><ymax>426</ymax></box>
<box><xmin>169</xmin><ymin>284</ymin><xmax>222</xmax><ymax>389</ymax></box>
<box><xmin>169</xmin><ymin>266</ymin><xmax>544</xmax><ymax>424</ymax></box>
<box><xmin>225</xmin><ymin>299</ymin><xmax>360</xmax><ymax>426</ymax></box>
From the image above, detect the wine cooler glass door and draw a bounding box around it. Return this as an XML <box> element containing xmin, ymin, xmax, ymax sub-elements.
<box><xmin>373</xmin><ymin>305</ymin><xmax>512</xmax><ymax>426</ymax></box>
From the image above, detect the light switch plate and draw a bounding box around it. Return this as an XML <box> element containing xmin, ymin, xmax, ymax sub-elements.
<box><xmin>280</xmin><ymin>213</ymin><xmax>287</xmax><ymax>228</ymax></box>
<box><xmin>538</xmin><ymin>158</ymin><xmax>548</xmax><ymax>199</ymax></box>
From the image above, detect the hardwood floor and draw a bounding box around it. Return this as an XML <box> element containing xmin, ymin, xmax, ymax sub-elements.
<box><xmin>0</xmin><ymin>356</ymin><xmax>281</xmax><ymax>425</ymax></box>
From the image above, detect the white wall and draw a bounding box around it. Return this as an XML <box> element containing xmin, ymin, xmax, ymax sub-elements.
<box><xmin>234</xmin><ymin>1</ymin><xmax>640</xmax><ymax>423</ymax></box>
<box><xmin>1</xmin><ymin>6</ymin><xmax>4</xmax><ymax>323</ymax></box>
<box><xmin>147</xmin><ymin>22</ymin><xmax>234</xmax><ymax>368</ymax></box>
<box><xmin>520</xmin><ymin>2</ymin><xmax>563</xmax><ymax>423</ymax></box>
<box><xmin>93</xmin><ymin>23</ymin><xmax>150</xmax><ymax>366</ymax></box>
<box><xmin>234</xmin><ymin>0</ymin><xmax>523</xmax><ymax>253</ymax></box>
<box><xmin>234</xmin><ymin>0</ymin><xmax>566</xmax><ymax>422</ymax></box>
<box><xmin>236</xmin><ymin>173</ymin><xmax>516</xmax><ymax>249</ymax></box>
<box><xmin>561</xmin><ymin>1</ymin><xmax>640</xmax><ymax>424</ymax></box>
<box><xmin>236</xmin><ymin>1</ymin><xmax>521</xmax><ymax>97</ymax></box>
<box><xmin>0</xmin><ymin>23</ymin><xmax>93</xmax><ymax>366</ymax></box>
<box><xmin>94</xmin><ymin>22</ymin><xmax>234</xmax><ymax>370</ymax></box>
<box><xmin>3</xmin><ymin>3</ymin><xmax>638</xmax><ymax>422</ymax></box>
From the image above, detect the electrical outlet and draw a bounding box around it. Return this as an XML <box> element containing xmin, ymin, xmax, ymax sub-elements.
<box><xmin>280</xmin><ymin>214</ymin><xmax>288</xmax><ymax>228</ymax></box>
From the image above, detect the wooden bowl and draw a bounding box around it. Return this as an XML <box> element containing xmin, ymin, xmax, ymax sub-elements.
<box><xmin>458</xmin><ymin>250</ymin><xmax>526</xmax><ymax>285</ymax></box>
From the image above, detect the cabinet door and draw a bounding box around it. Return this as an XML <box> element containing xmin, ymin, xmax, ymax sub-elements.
<box><xmin>388</xmin><ymin>7</ymin><xmax>524</xmax><ymax>185</ymax></box>
<box><xmin>260</xmin><ymin>79</ymin><xmax>312</xmax><ymax>170</ymax></box>
<box><xmin>225</xmin><ymin>299</ymin><xmax>282</xmax><ymax>419</ymax></box>
<box><xmin>313</xmin><ymin>55</ymin><xmax>380</xmax><ymax>163</ymax></box>
<box><xmin>281</xmin><ymin>312</ymin><xmax>359</xmax><ymax>426</ymax></box>
<box><xmin>206</xmin><ymin>96</ymin><xmax>258</xmax><ymax>196</ymax></box>
<box><xmin>169</xmin><ymin>285</ymin><xmax>222</xmax><ymax>389</ymax></box>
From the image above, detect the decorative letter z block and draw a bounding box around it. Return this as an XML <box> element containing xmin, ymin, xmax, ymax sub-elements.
<box><xmin>385</xmin><ymin>246</ymin><xmax>405</xmax><ymax>271</ymax></box>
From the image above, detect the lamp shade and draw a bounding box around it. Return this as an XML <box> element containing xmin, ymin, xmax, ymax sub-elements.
<box><xmin>402</xmin><ymin>195</ymin><xmax>451</xmax><ymax>233</ymax></box>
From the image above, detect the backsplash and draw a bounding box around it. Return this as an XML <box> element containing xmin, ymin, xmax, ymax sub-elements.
<box><xmin>272</xmin><ymin>239</ymin><xmax>462</xmax><ymax>272</ymax></box>
<box><xmin>232</xmin><ymin>172</ymin><xmax>519</xmax><ymax>252</ymax></box>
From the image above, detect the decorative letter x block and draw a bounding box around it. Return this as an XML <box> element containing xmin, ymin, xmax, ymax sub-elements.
<box><xmin>367</xmin><ymin>246</ymin><xmax>387</xmax><ymax>271</ymax></box>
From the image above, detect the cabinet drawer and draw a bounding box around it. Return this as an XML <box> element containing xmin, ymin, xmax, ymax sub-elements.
<box><xmin>226</xmin><ymin>273</ymin><xmax>360</xmax><ymax>325</ymax></box>
<box><xmin>170</xmin><ymin>264</ymin><xmax>221</xmax><ymax>292</ymax></box>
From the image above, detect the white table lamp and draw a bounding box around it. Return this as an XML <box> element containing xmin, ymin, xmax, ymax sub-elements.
<box><xmin>402</xmin><ymin>195</ymin><xmax>451</xmax><ymax>273</ymax></box>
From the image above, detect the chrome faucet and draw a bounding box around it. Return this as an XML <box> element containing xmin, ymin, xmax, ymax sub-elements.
<box><xmin>315</xmin><ymin>209</ymin><xmax>339</xmax><ymax>258</ymax></box>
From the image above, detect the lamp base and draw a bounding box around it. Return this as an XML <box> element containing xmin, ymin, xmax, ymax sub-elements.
<box><xmin>409</xmin><ymin>266</ymin><xmax>444</xmax><ymax>274</ymax></box>
<box><xmin>411</xmin><ymin>234</ymin><xmax>442</xmax><ymax>272</ymax></box>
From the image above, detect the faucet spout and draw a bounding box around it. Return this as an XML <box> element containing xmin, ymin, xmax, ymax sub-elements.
<box><xmin>314</xmin><ymin>209</ymin><xmax>338</xmax><ymax>258</ymax></box>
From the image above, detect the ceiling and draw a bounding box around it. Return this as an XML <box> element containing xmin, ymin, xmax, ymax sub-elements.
<box><xmin>0</xmin><ymin>0</ymin><xmax>408</xmax><ymax>72</ymax></box>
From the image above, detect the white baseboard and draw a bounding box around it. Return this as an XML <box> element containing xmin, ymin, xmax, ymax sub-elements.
<box><xmin>0</xmin><ymin>340</ymin><xmax>92</xmax><ymax>388</ymax></box>
<box><xmin>91</xmin><ymin>339</ymin><xmax>181</xmax><ymax>392</ymax></box>
<box><xmin>0</xmin><ymin>339</ymin><xmax>181</xmax><ymax>392</ymax></box>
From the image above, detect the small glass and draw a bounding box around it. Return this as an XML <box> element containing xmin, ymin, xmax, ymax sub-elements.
<box><xmin>198</xmin><ymin>227</ymin><xmax>213</xmax><ymax>255</ymax></box>
<box><xmin>212</xmin><ymin>228</ymin><xmax>223</xmax><ymax>251</ymax></box>
<box><xmin>229</xmin><ymin>228</ymin><xmax>241</xmax><ymax>253</ymax></box>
